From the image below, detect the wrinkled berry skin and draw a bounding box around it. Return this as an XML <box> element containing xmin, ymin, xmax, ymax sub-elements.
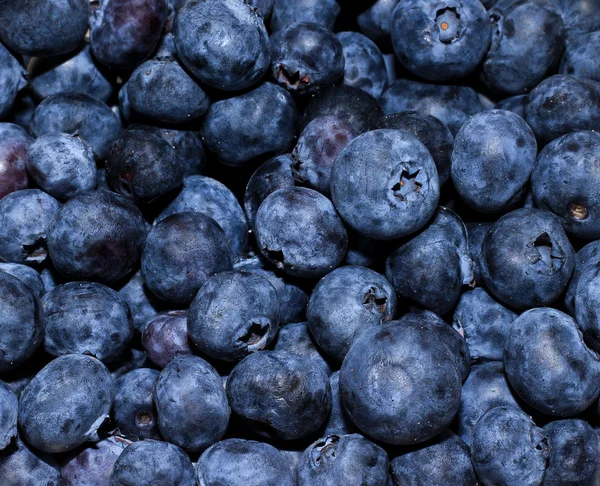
<box><xmin>0</xmin><ymin>274</ymin><xmax>42</xmax><ymax>373</ymax></box>
<box><xmin>271</xmin><ymin>22</ymin><xmax>344</xmax><ymax>94</ymax></box>
<box><xmin>0</xmin><ymin>123</ymin><xmax>32</xmax><ymax>199</ymax></box>
<box><xmin>107</xmin><ymin>128</ymin><xmax>184</xmax><ymax>203</ymax></box>
<box><xmin>47</xmin><ymin>190</ymin><xmax>147</xmax><ymax>284</ymax></box>
<box><xmin>27</xmin><ymin>133</ymin><xmax>96</xmax><ymax>201</ymax></box>
<box><xmin>307</xmin><ymin>265</ymin><xmax>396</xmax><ymax>362</ymax></box>
<box><xmin>391</xmin><ymin>432</ymin><xmax>477</xmax><ymax>486</ymax></box>
<box><xmin>332</xmin><ymin>129</ymin><xmax>439</xmax><ymax>240</ymax></box>
<box><xmin>156</xmin><ymin>176</ymin><xmax>248</xmax><ymax>261</ymax></box>
<box><xmin>61</xmin><ymin>436</ymin><xmax>130</xmax><ymax>486</ymax></box>
<box><xmin>90</xmin><ymin>0</ymin><xmax>167</xmax><ymax>70</ymax></box>
<box><xmin>0</xmin><ymin>42</ymin><xmax>26</xmax><ymax>119</ymax></box>
<box><xmin>0</xmin><ymin>437</ymin><xmax>60</xmax><ymax>485</ymax></box>
<box><xmin>272</xmin><ymin>322</ymin><xmax>331</xmax><ymax>376</ymax></box>
<box><xmin>0</xmin><ymin>381</ymin><xmax>17</xmax><ymax>450</ymax></box>
<box><xmin>113</xmin><ymin>368</ymin><xmax>161</xmax><ymax>440</ymax></box>
<box><xmin>386</xmin><ymin>207</ymin><xmax>473</xmax><ymax>315</ymax></box>
<box><xmin>155</xmin><ymin>356</ymin><xmax>230</xmax><ymax>452</ymax></box>
<box><xmin>201</xmin><ymin>82</ymin><xmax>297</xmax><ymax>167</ymax></box>
<box><xmin>255</xmin><ymin>187</ymin><xmax>348</xmax><ymax>278</ymax></box>
<box><xmin>451</xmin><ymin>110</ymin><xmax>537</xmax><ymax>213</ymax></box>
<box><xmin>0</xmin><ymin>0</ymin><xmax>88</xmax><ymax>57</ymax></box>
<box><xmin>19</xmin><ymin>354</ymin><xmax>113</xmax><ymax>453</ymax></box>
<box><xmin>188</xmin><ymin>271</ymin><xmax>280</xmax><ymax>362</ymax></box>
<box><xmin>375</xmin><ymin>111</ymin><xmax>453</xmax><ymax>186</ymax></box>
<box><xmin>0</xmin><ymin>263</ymin><xmax>44</xmax><ymax>299</ymax></box>
<box><xmin>506</xmin><ymin>308</ymin><xmax>600</xmax><ymax>416</ymax></box>
<box><xmin>380</xmin><ymin>78</ymin><xmax>483</xmax><ymax>135</ymax></box>
<box><xmin>173</xmin><ymin>0</ymin><xmax>270</xmax><ymax>91</ymax></box>
<box><xmin>227</xmin><ymin>351</ymin><xmax>332</xmax><ymax>440</ymax></box>
<box><xmin>391</xmin><ymin>0</ymin><xmax>491</xmax><ymax>81</ymax></box>
<box><xmin>127</xmin><ymin>58</ymin><xmax>210</xmax><ymax>125</ymax></box>
<box><xmin>532</xmin><ymin>131</ymin><xmax>600</xmax><ymax>239</ymax></box>
<box><xmin>197</xmin><ymin>438</ymin><xmax>295</xmax><ymax>486</ymax></box>
<box><xmin>301</xmin><ymin>85</ymin><xmax>382</xmax><ymax>135</ymax></box>
<box><xmin>453</xmin><ymin>288</ymin><xmax>516</xmax><ymax>362</ymax></box>
<box><xmin>525</xmin><ymin>75</ymin><xmax>600</xmax><ymax>145</ymax></box>
<box><xmin>480</xmin><ymin>208</ymin><xmax>575</xmax><ymax>310</ymax></box>
<box><xmin>560</xmin><ymin>31</ymin><xmax>600</xmax><ymax>82</ymax></box>
<box><xmin>110</xmin><ymin>439</ymin><xmax>196</xmax><ymax>486</ymax></box>
<box><xmin>30</xmin><ymin>93</ymin><xmax>122</xmax><ymax>161</ymax></box>
<box><xmin>299</xmin><ymin>434</ymin><xmax>389</xmax><ymax>486</ymax></box>
<box><xmin>141</xmin><ymin>212</ymin><xmax>233</xmax><ymax>304</ymax></box>
<box><xmin>292</xmin><ymin>116</ymin><xmax>357</xmax><ymax>195</ymax></box>
<box><xmin>456</xmin><ymin>362</ymin><xmax>520</xmax><ymax>447</ymax></box>
<box><xmin>142</xmin><ymin>311</ymin><xmax>195</xmax><ymax>368</ymax></box>
<box><xmin>41</xmin><ymin>281</ymin><xmax>133</xmax><ymax>363</ymax></box>
<box><xmin>0</xmin><ymin>189</ymin><xmax>61</xmax><ymax>265</ymax></box>
<box><xmin>471</xmin><ymin>406</ymin><xmax>549</xmax><ymax>486</ymax></box>
<box><xmin>271</xmin><ymin>0</ymin><xmax>339</xmax><ymax>33</ymax></box>
<box><xmin>118</xmin><ymin>270</ymin><xmax>162</xmax><ymax>332</ymax></box>
<box><xmin>339</xmin><ymin>320</ymin><xmax>463</xmax><ymax>445</ymax></box>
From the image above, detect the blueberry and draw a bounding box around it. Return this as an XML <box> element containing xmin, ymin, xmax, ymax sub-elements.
<box><xmin>532</xmin><ymin>130</ymin><xmax>600</xmax><ymax>238</ymax></box>
<box><xmin>7</xmin><ymin>92</ymin><xmax>36</xmax><ymax>131</ymax></box>
<box><xmin>466</xmin><ymin>222</ymin><xmax>492</xmax><ymax>285</ymax></box>
<box><xmin>201</xmin><ymin>82</ymin><xmax>297</xmax><ymax>167</ymax></box>
<box><xmin>390</xmin><ymin>432</ymin><xmax>477</xmax><ymax>486</ymax></box>
<box><xmin>110</xmin><ymin>439</ymin><xmax>195</xmax><ymax>486</ymax></box>
<box><xmin>339</xmin><ymin>320</ymin><xmax>463</xmax><ymax>445</ymax></box>
<box><xmin>19</xmin><ymin>354</ymin><xmax>113</xmax><ymax>453</ymax></box>
<box><xmin>505</xmin><ymin>308</ymin><xmax>600</xmax><ymax>416</ymax></box>
<box><xmin>156</xmin><ymin>175</ymin><xmax>248</xmax><ymax>261</ymax></box>
<box><xmin>336</xmin><ymin>32</ymin><xmax>387</xmax><ymax>99</ymax></box>
<box><xmin>323</xmin><ymin>371</ymin><xmax>356</xmax><ymax>436</ymax></box>
<box><xmin>301</xmin><ymin>85</ymin><xmax>383</xmax><ymax>134</ymax></box>
<box><xmin>0</xmin><ymin>0</ymin><xmax>88</xmax><ymax>57</ymax></box>
<box><xmin>0</xmin><ymin>41</ymin><xmax>26</xmax><ymax>118</ymax></box>
<box><xmin>375</xmin><ymin>111</ymin><xmax>454</xmax><ymax>186</ymax></box>
<box><xmin>557</xmin><ymin>0</ymin><xmax>600</xmax><ymax>44</ymax></box>
<box><xmin>292</xmin><ymin>116</ymin><xmax>357</xmax><ymax>195</ymax></box>
<box><xmin>29</xmin><ymin>45</ymin><xmax>113</xmax><ymax>103</ymax></box>
<box><xmin>451</xmin><ymin>109</ymin><xmax>537</xmax><ymax>213</ymax></box>
<box><xmin>560</xmin><ymin>31</ymin><xmax>600</xmax><ymax>82</ymax></box>
<box><xmin>90</xmin><ymin>0</ymin><xmax>168</xmax><ymax>70</ymax></box>
<box><xmin>544</xmin><ymin>419</ymin><xmax>600</xmax><ymax>486</ymax></box>
<box><xmin>307</xmin><ymin>265</ymin><xmax>396</xmax><ymax>362</ymax></box>
<box><xmin>494</xmin><ymin>93</ymin><xmax>528</xmax><ymax>118</ymax></box>
<box><xmin>173</xmin><ymin>0</ymin><xmax>270</xmax><ymax>91</ymax></box>
<box><xmin>113</xmin><ymin>368</ymin><xmax>161</xmax><ymax>440</ymax></box>
<box><xmin>0</xmin><ymin>381</ymin><xmax>17</xmax><ymax>450</ymax></box>
<box><xmin>61</xmin><ymin>436</ymin><xmax>130</xmax><ymax>486</ymax></box>
<box><xmin>47</xmin><ymin>190</ymin><xmax>147</xmax><ymax>283</ymax></box>
<box><xmin>273</xmin><ymin>321</ymin><xmax>332</xmax><ymax>376</ymax></box>
<box><xmin>227</xmin><ymin>350</ymin><xmax>332</xmax><ymax>440</ymax></box>
<box><xmin>480</xmin><ymin>208</ymin><xmax>575</xmax><ymax>310</ymax></box>
<box><xmin>299</xmin><ymin>434</ymin><xmax>389</xmax><ymax>486</ymax></box>
<box><xmin>0</xmin><ymin>263</ymin><xmax>44</xmax><ymax>299</ymax></box>
<box><xmin>391</xmin><ymin>0</ymin><xmax>491</xmax><ymax>81</ymax></box>
<box><xmin>270</xmin><ymin>22</ymin><xmax>345</xmax><ymax>94</ymax></box>
<box><xmin>141</xmin><ymin>212</ymin><xmax>233</xmax><ymax>304</ymax></box>
<box><xmin>244</xmin><ymin>154</ymin><xmax>296</xmax><ymax>229</ymax></box>
<box><xmin>386</xmin><ymin>207</ymin><xmax>473</xmax><ymax>315</ymax></box>
<box><xmin>331</xmin><ymin>129</ymin><xmax>439</xmax><ymax>240</ymax></box>
<box><xmin>188</xmin><ymin>271</ymin><xmax>279</xmax><ymax>362</ymax></box>
<box><xmin>482</xmin><ymin>0</ymin><xmax>565</xmax><ymax>94</ymax></box>
<box><xmin>380</xmin><ymin>78</ymin><xmax>483</xmax><ymax>135</ymax></box>
<box><xmin>453</xmin><ymin>288</ymin><xmax>516</xmax><ymax>363</ymax></box>
<box><xmin>0</xmin><ymin>123</ymin><xmax>32</xmax><ymax>200</ymax></box>
<box><xmin>30</xmin><ymin>93</ymin><xmax>122</xmax><ymax>161</ymax></box>
<box><xmin>255</xmin><ymin>187</ymin><xmax>347</xmax><ymax>278</ymax></box>
<box><xmin>471</xmin><ymin>406</ymin><xmax>549</xmax><ymax>486</ymax></box>
<box><xmin>117</xmin><ymin>270</ymin><xmax>163</xmax><ymax>332</ymax></box>
<box><xmin>196</xmin><ymin>438</ymin><xmax>295</xmax><ymax>486</ymax></box>
<box><xmin>126</xmin><ymin>58</ymin><xmax>210</xmax><ymax>125</ymax></box>
<box><xmin>525</xmin><ymin>74</ymin><xmax>600</xmax><ymax>145</ymax></box>
<box><xmin>564</xmin><ymin>239</ymin><xmax>600</xmax><ymax>314</ymax></box>
<box><xmin>0</xmin><ymin>189</ymin><xmax>60</xmax><ymax>264</ymax></box>
<box><xmin>41</xmin><ymin>281</ymin><xmax>134</xmax><ymax>363</ymax></box>
<box><xmin>26</xmin><ymin>133</ymin><xmax>96</xmax><ymax>200</ymax></box>
<box><xmin>0</xmin><ymin>437</ymin><xmax>60</xmax><ymax>485</ymax></box>
<box><xmin>271</xmin><ymin>0</ymin><xmax>340</xmax><ymax>33</ymax></box>
<box><xmin>142</xmin><ymin>311</ymin><xmax>196</xmax><ymax>368</ymax></box>
<box><xmin>357</xmin><ymin>0</ymin><xmax>400</xmax><ymax>47</ymax></box>
<box><xmin>573</xmin><ymin>265</ymin><xmax>600</xmax><ymax>353</ymax></box>
<box><xmin>248</xmin><ymin>0</ymin><xmax>275</xmax><ymax>20</ymax></box>
<box><xmin>455</xmin><ymin>362</ymin><xmax>520</xmax><ymax>447</ymax></box>
<box><xmin>154</xmin><ymin>355</ymin><xmax>230</xmax><ymax>451</ymax></box>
